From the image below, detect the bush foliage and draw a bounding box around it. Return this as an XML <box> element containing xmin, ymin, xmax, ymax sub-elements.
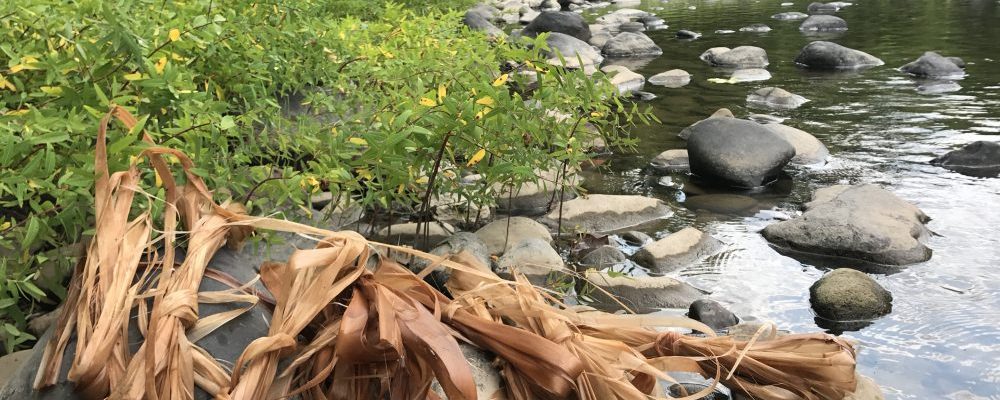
<box><xmin>0</xmin><ymin>0</ymin><xmax>651</xmax><ymax>352</ymax></box>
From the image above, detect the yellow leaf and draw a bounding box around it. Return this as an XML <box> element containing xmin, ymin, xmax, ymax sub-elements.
<box><xmin>5</xmin><ymin>109</ymin><xmax>28</xmax><ymax>116</ymax></box>
<box><xmin>338</xmin><ymin>30</ymin><xmax>346</xmax><ymax>40</ymax></box>
<box><xmin>475</xmin><ymin>96</ymin><xmax>494</xmax><ymax>107</ymax></box>
<box><xmin>590</xmin><ymin>111</ymin><xmax>603</xmax><ymax>118</ymax></box>
<box><xmin>154</xmin><ymin>171</ymin><xmax>163</xmax><ymax>188</ymax></box>
<box><xmin>492</xmin><ymin>74</ymin><xmax>509</xmax><ymax>87</ymax></box>
<box><xmin>20</xmin><ymin>56</ymin><xmax>39</xmax><ymax>64</ymax></box>
<box><xmin>168</xmin><ymin>28</ymin><xmax>181</xmax><ymax>42</ymax></box>
<box><xmin>437</xmin><ymin>84</ymin><xmax>447</xmax><ymax>102</ymax></box>
<box><xmin>0</xmin><ymin>221</ymin><xmax>10</xmax><ymax>231</ymax></box>
<box><xmin>40</xmin><ymin>86</ymin><xmax>62</xmax><ymax>96</ymax></box>
<box><xmin>419</xmin><ymin>97</ymin><xmax>437</xmax><ymax>107</ymax></box>
<box><xmin>467</xmin><ymin>148</ymin><xmax>487</xmax><ymax>167</ymax></box>
<box><xmin>0</xmin><ymin>74</ymin><xmax>16</xmax><ymax>91</ymax></box>
<box><xmin>9</xmin><ymin>64</ymin><xmax>39</xmax><ymax>74</ymax></box>
<box><xmin>155</xmin><ymin>57</ymin><xmax>168</xmax><ymax>74</ymax></box>
<box><xmin>356</xmin><ymin>168</ymin><xmax>373</xmax><ymax>180</ymax></box>
<box><xmin>171</xmin><ymin>52</ymin><xmax>185</xmax><ymax>61</ymax></box>
<box><xmin>348</xmin><ymin>137</ymin><xmax>368</xmax><ymax>146</ymax></box>
<box><xmin>123</xmin><ymin>72</ymin><xmax>143</xmax><ymax>81</ymax></box>
<box><xmin>474</xmin><ymin>109</ymin><xmax>490</xmax><ymax>120</ymax></box>
<box><xmin>415</xmin><ymin>176</ymin><xmax>429</xmax><ymax>184</ymax></box>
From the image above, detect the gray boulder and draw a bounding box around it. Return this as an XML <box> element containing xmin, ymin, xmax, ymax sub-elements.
<box><xmin>686</xmin><ymin>118</ymin><xmax>796</xmax><ymax>188</ymax></box>
<box><xmin>580</xmin><ymin>245</ymin><xmax>628</xmax><ymax>269</ymax></box>
<box><xmin>700</xmin><ymin>46</ymin><xmax>769</xmax><ymax>68</ymax></box>
<box><xmin>584</xmin><ymin>271</ymin><xmax>703</xmax><ymax>313</ymax></box>
<box><xmin>542</xmin><ymin>32</ymin><xmax>604</xmax><ymax>69</ymax></box>
<box><xmin>930</xmin><ymin>141</ymin><xmax>1000</xmax><ymax>177</ymax></box>
<box><xmin>633</xmin><ymin>227</ymin><xmax>722</xmax><ymax>273</ymax></box>
<box><xmin>688</xmin><ymin>299</ymin><xmax>739</xmax><ymax>330</ymax></box>
<box><xmin>648</xmin><ymin>69</ymin><xmax>691</xmax><ymax>88</ymax></box>
<box><xmin>763</xmin><ymin>124</ymin><xmax>829</xmax><ymax>165</ymax></box>
<box><xmin>807</xmin><ymin>2</ymin><xmax>840</xmax><ymax>14</ymax></box>
<box><xmin>900</xmin><ymin>52</ymin><xmax>966</xmax><ymax>78</ymax></box>
<box><xmin>810</xmin><ymin>268</ymin><xmax>892</xmax><ymax>321</ymax></box>
<box><xmin>475</xmin><ymin>217</ymin><xmax>553</xmax><ymax>255</ymax></box>
<box><xmin>650</xmin><ymin>149</ymin><xmax>690</xmax><ymax>172</ymax></box>
<box><xmin>799</xmin><ymin>15</ymin><xmax>847</xmax><ymax>31</ymax></box>
<box><xmin>540</xmin><ymin>194</ymin><xmax>673</xmax><ymax>233</ymax></box>
<box><xmin>602</xmin><ymin>32</ymin><xmax>663</xmax><ymax>57</ymax></box>
<box><xmin>496</xmin><ymin>238</ymin><xmax>570</xmax><ymax>286</ymax></box>
<box><xmin>794</xmin><ymin>41</ymin><xmax>884</xmax><ymax>69</ymax></box>
<box><xmin>747</xmin><ymin>87</ymin><xmax>809</xmax><ymax>110</ymax></box>
<box><xmin>522</xmin><ymin>11</ymin><xmax>592</xmax><ymax>42</ymax></box>
<box><xmin>772</xmin><ymin>11</ymin><xmax>809</xmax><ymax>20</ymax></box>
<box><xmin>762</xmin><ymin>184</ymin><xmax>932</xmax><ymax>265</ymax></box>
<box><xmin>678</xmin><ymin>108</ymin><xmax>734</xmax><ymax>140</ymax></box>
<box><xmin>619</xmin><ymin>21</ymin><xmax>646</xmax><ymax>33</ymax></box>
<box><xmin>464</xmin><ymin>7</ymin><xmax>504</xmax><ymax>37</ymax></box>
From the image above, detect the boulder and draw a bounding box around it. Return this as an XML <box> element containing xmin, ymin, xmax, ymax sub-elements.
<box><xmin>763</xmin><ymin>124</ymin><xmax>829</xmax><ymax>165</ymax></box>
<box><xmin>542</xmin><ymin>32</ymin><xmax>604</xmax><ymax>69</ymax></box>
<box><xmin>540</xmin><ymin>194</ymin><xmax>673</xmax><ymax>233</ymax></box>
<box><xmin>495</xmin><ymin>238</ymin><xmax>570</xmax><ymax>285</ymax></box>
<box><xmin>794</xmin><ymin>41</ymin><xmax>884</xmax><ymax>69</ymax></box>
<box><xmin>650</xmin><ymin>149</ymin><xmax>690</xmax><ymax>172</ymax></box>
<box><xmin>521</xmin><ymin>11</ymin><xmax>592</xmax><ymax>42</ymax></box>
<box><xmin>602</xmin><ymin>32</ymin><xmax>663</xmax><ymax>57</ymax></box>
<box><xmin>810</xmin><ymin>268</ymin><xmax>893</xmax><ymax>321</ymax></box>
<box><xmin>678</xmin><ymin>108</ymin><xmax>735</xmax><ymax>140</ymax></box>
<box><xmin>519</xmin><ymin>10</ymin><xmax>540</xmax><ymax>24</ymax></box>
<box><xmin>730</xmin><ymin>68</ymin><xmax>772</xmax><ymax>83</ymax></box>
<box><xmin>746</xmin><ymin>87</ymin><xmax>810</xmax><ymax>110</ymax></box>
<box><xmin>638</xmin><ymin>16</ymin><xmax>667</xmax><ymax>29</ymax></box>
<box><xmin>463</xmin><ymin>7</ymin><xmax>504</xmax><ymax>37</ymax></box>
<box><xmin>688</xmin><ymin>299</ymin><xmax>739</xmax><ymax>330</ymax></box>
<box><xmin>648</xmin><ymin>69</ymin><xmax>691</xmax><ymax>88</ymax></box>
<box><xmin>930</xmin><ymin>141</ymin><xmax>1000</xmax><ymax>177</ymax></box>
<box><xmin>772</xmin><ymin>11</ymin><xmax>809</xmax><ymax>20</ymax></box>
<box><xmin>700</xmin><ymin>46</ymin><xmax>769</xmax><ymax>68</ymax></box>
<box><xmin>633</xmin><ymin>227</ymin><xmax>723</xmax><ymax>273</ymax></box>
<box><xmin>620</xmin><ymin>231</ymin><xmax>653</xmax><ymax>247</ymax></box>
<box><xmin>799</xmin><ymin>15</ymin><xmax>847</xmax><ymax>31</ymax></box>
<box><xmin>947</xmin><ymin>56</ymin><xmax>966</xmax><ymax>69</ymax></box>
<box><xmin>595</xmin><ymin>8</ymin><xmax>649</xmax><ymax>26</ymax></box>
<box><xmin>376</xmin><ymin>221</ymin><xmax>457</xmax><ymax>251</ymax></box>
<box><xmin>739</xmin><ymin>23</ymin><xmax>772</xmax><ymax>33</ymax></box>
<box><xmin>589</xmin><ymin>30</ymin><xmax>614</xmax><ymax>48</ymax></box>
<box><xmin>619</xmin><ymin>21</ymin><xmax>646</xmax><ymax>32</ymax></box>
<box><xmin>762</xmin><ymin>184</ymin><xmax>932</xmax><ymax>265</ymax></box>
<box><xmin>900</xmin><ymin>51</ymin><xmax>966</xmax><ymax>78</ymax></box>
<box><xmin>0</xmin><ymin>350</ymin><xmax>32</xmax><ymax>390</ymax></box>
<box><xmin>601</xmin><ymin>65</ymin><xmax>645</xmax><ymax>94</ymax></box>
<box><xmin>685</xmin><ymin>194</ymin><xmax>762</xmax><ymax>215</ymax></box>
<box><xmin>675</xmin><ymin>29</ymin><xmax>701</xmax><ymax>39</ymax></box>
<box><xmin>475</xmin><ymin>217</ymin><xmax>553</xmax><ymax>255</ymax></box>
<box><xmin>686</xmin><ymin>118</ymin><xmax>796</xmax><ymax>188</ymax></box>
<box><xmin>806</xmin><ymin>2</ymin><xmax>840</xmax><ymax>14</ymax></box>
<box><xmin>583</xmin><ymin>270</ymin><xmax>704</xmax><ymax>313</ymax></box>
<box><xmin>579</xmin><ymin>245</ymin><xmax>628</xmax><ymax>269</ymax></box>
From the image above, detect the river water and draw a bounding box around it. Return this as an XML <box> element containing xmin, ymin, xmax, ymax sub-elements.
<box><xmin>576</xmin><ymin>0</ymin><xmax>1000</xmax><ymax>398</ymax></box>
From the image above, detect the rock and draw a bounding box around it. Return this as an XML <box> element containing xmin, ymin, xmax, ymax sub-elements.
<box><xmin>847</xmin><ymin>375</ymin><xmax>884</xmax><ymax>400</ymax></box>
<box><xmin>678</xmin><ymin>108</ymin><xmax>735</xmax><ymax>140</ymax></box>
<box><xmin>620</xmin><ymin>231</ymin><xmax>653</xmax><ymax>246</ymax></box>
<box><xmin>725</xmin><ymin>321</ymin><xmax>788</xmax><ymax>341</ymax></box>
<box><xmin>650</xmin><ymin>149</ymin><xmax>690</xmax><ymax>172</ymax></box>
<box><xmin>602</xmin><ymin>32</ymin><xmax>662</xmax><ymax>57</ymax></box>
<box><xmin>522</xmin><ymin>11</ymin><xmax>592</xmax><ymax>42</ymax></box>
<box><xmin>595</xmin><ymin>8</ymin><xmax>649</xmax><ymax>26</ymax></box>
<box><xmin>810</xmin><ymin>268</ymin><xmax>892</xmax><ymax>321</ymax></box>
<box><xmin>494</xmin><ymin>168</ymin><xmax>577</xmax><ymax>215</ymax></box>
<box><xmin>763</xmin><ymin>124</ymin><xmax>830</xmax><ymax>165</ymax></box>
<box><xmin>619</xmin><ymin>21</ymin><xmax>646</xmax><ymax>32</ymax></box>
<box><xmin>772</xmin><ymin>11</ymin><xmax>809</xmax><ymax>20</ymax></box>
<box><xmin>539</xmin><ymin>194</ymin><xmax>673</xmax><ymax>233</ymax></box>
<box><xmin>799</xmin><ymin>14</ymin><xmax>847</xmax><ymax>31</ymax></box>
<box><xmin>410</xmin><ymin>232</ymin><xmax>491</xmax><ymax>290</ymax></box>
<box><xmin>580</xmin><ymin>245</ymin><xmax>628</xmax><ymax>269</ymax></box>
<box><xmin>715</xmin><ymin>29</ymin><xmax>736</xmax><ymax>34</ymax></box>
<box><xmin>700</xmin><ymin>46</ymin><xmax>769</xmax><ymax>68</ymax></box>
<box><xmin>519</xmin><ymin>10</ymin><xmax>540</xmax><ymax>24</ymax></box>
<box><xmin>495</xmin><ymin>238</ymin><xmax>569</xmax><ymax>285</ymax></box>
<box><xmin>947</xmin><ymin>56</ymin><xmax>967</xmax><ymax>69</ymax></box>
<box><xmin>794</xmin><ymin>41</ymin><xmax>884</xmax><ymax>69</ymax></box>
<box><xmin>638</xmin><ymin>16</ymin><xmax>666</xmax><ymax>28</ymax></box>
<box><xmin>746</xmin><ymin>87</ymin><xmax>810</xmax><ymax>110</ymax></box>
<box><xmin>739</xmin><ymin>23</ymin><xmax>772</xmax><ymax>33</ymax></box>
<box><xmin>762</xmin><ymin>184</ymin><xmax>932</xmax><ymax>265</ymax></box>
<box><xmin>464</xmin><ymin>8</ymin><xmax>504</xmax><ymax>37</ymax></box>
<box><xmin>601</xmin><ymin>65</ymin><xmax>645</xmax><ymax>94</ymax></box>
<box><xmin>588</xmin><ymin>30</ymin><xmax>614</xmax><ymax>48</ymax></box>
<box><xmin>917</xmin><ymin>81</ymin><xmax>962</xmax><ymax>94</ymax></box>
<box><xmin>668</xmin><ymin>383</ymin><xmax>729</xmax><ymax>399</ymax></box>
<box><xmin>376</xmin><ymin>221</ymin><xmax>457</xmax><ymax>251</ymax></box>
<box><xmin>687</xmin><ymin>118</ymin><xmax>795</xmax><ymax>188</ymax></box>
<box><xmin>432</xmin><ymin>192</ymin><xmax>491</xmax><ymax>227</ymax></box>
<box><xmin>633</xmin><ymin>227</ymin><xmax>723</xmax><ymax>273</ymax></box>
<box><xmin>430</xmin><ymin>343</ymin><xmax>503</xmax><ymax>399</ymax></box>
<box><xmin>584</xmin><ymin>270</ymin><xmax>703</xmax><ymax>313</ymax></box>
<box><xmin>467</xmin><ymin>4</ymin><xmax>501</xmax><ymax>22</ymax></box>
<box><xmin>900</xmin><ymin>51</ymin><xmax>966</xmax><ymax>78</ymax></box>
<box><xmin>542</xmin><ymin>32</ymin><xmax>604</xmax><ymax>69</ymax></box>
<box><xmin>930</xmin><ymin>141</ymin><xmax>1000</xmax><ymax>176</ymax></box>
<box><xmin>476</xmin><ymin>217</ymin><xmax>553</xmax><ymax>255</ymax></box>
<box><xmin>0</xmin><ymin>350</ymin><xmax>32</xmax><ymax>389</ymax></box>
<box><xmin>688</xmin><ymin>299</ymin><xmax>739</xmax><ymax>330</ymax></box>
<box><xmin>631</xmin><ymin>91</ymin><xmax>657</xmax><ymax>101</ymax></box>
<box><xmin>675</xmin><ymin>29</ymin><xmax>701</xmax><ymax>39</ymax></box>
<box><xmin>648</xmin><ymin>69</ymin><xmax>691</xmax><ymax>88</ymax></box>
<box><xmin>729</xmin><ymin>68</ymin><xmax>772</xmax><ymax>82</ymax></box>
<box><xmin>685</xmin><ymin>194</ymin><xmax>762</xmax><ymax>215</ymax></box>
<box><xmin>748</xmin><ymin>113</ymin><xmax>787</xmax><ymax>124</ymax></box>
<box><xmin>807</xmin><ymin>2</ymin><xmax>840</xmax><ymax>14</ymax></box>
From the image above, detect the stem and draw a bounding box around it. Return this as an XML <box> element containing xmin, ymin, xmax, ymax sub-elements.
<box><xmin>414</xmin><ymin>130</ymin><xmax>453</xmax><ymax>249</ymax></box>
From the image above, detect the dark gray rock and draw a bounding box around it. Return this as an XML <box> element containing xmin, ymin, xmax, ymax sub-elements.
<box><xmin>700</xmin><ymin>46</ymin><xmax>769</xmax><ymax>68</ymax></box>
<box><xmin>799</xmin><ymin>15</ymin><xmax>847</xmax><ymax>31</ymax></box>
<box><xmin>931</xmin><ymin>141</ymin><xmax>1000</xmax><ymax>177</ymax></box>
<box><xmin>900</xmin><ymin>52</ymin><xmax>966</xmax><ymax>78</ymax></box>
<box><xmin>762</xmin><ymin>184</ymin><xmax>932</xmax><ymax>266</ymax></box>
<box><xmin>688</xmin><ymin>299</ymin><xmax>739</xmax><ymax>330</ymax></box>
<box><xmin>686</xmin><ymin>118</ymin><xmax>796</xmax><ymax>188</ymax></box>
<box><xmin>810</xmin><ymin>268</ymin><xmax>892</xmax><ymax>321</ymax></box>
<box><xmin>602</xmin><ymin>32</ymin><xmax>663</xmax><ymax>57</ymax></box>
<box><xmin>522</xmin><ymin>11</ymin><xmax>592</xmax><ymax>42</ymax></box>
<box><xmin>464</xmin><ymin>7</ymin><xmax>504</xmax><ymax>37</ymax></box>
<box><xmin>795</xmin><ymin>41</ymin><xmax>884</xmax><ymax>69</ymax></box>
<box><xmin>580</xmin><ymin>245</ymin><xmax>628</xmax><ymax>269</ymax></box>
<box><xmin>675</xmin><ymin>29</ymin><xmax>701</xmax><ymax>39</ymax></box>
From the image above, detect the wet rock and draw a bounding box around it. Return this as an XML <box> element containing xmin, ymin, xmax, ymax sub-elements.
<box><xmin>377</xmin><ymin>221</ymin><xmax>457</xmax><ymax>250</ymax></box>
<box><xmin>799</xmin><ymin>14</ymin><xmax>847</xmax><ymax>31</ymax></box>
<box><xmin>633</xmin><ymin>227</ymin><xmax>723</xmax><ymax>273</ymax></box>
<box><xmin>619</xmin><ymin>21</ymin><xmax>646</xmax><ymax>32</ymax></box>
<box><xmin>763</xmin><ymin>123</ymin><xmax>830</xmax><ymax>165</ymax></box>
<box><xmin>602</xmin><ymin>32</ymin><xmax>663</xmax><ymax>57</ymax></box>
<box><xmin>746</xmin><ymin>87</ymin><xmax>809</xmax><ymax>110</ymax></box>
<box><xmin>807</xmin><ymin>2</ymin><xmax>840</xmax><ymax>14</ymax></box>
<box><xmin>900</xmin><ymin>51</ymin><xmax>966</xmax><ymax>78</ymax></box>
<box><xmin>496</xmin><ymin>238</ymin><xmax>570</xmax><ymax>285</ymax></box>
<box><xmin>930</xmin><ymin>141</ymin><xmax>1000</xmax><ymax>177</ymax></box>
<box><xmin>430</xmin><ymin>343</ymin><xmax>502</xmax><ymax>399</ymax></box>
<box><xmin>632</xmin><ymin>91</ymin><xmax>657</xmax><ymax>101</ymax></box>
<box><xmin>601</xmin><ymin>65</ymin><xmax>645</xmax><ymax>94</ymax></box>
<box><xmin>810</xmin><ymin>268</ymin><xmax>892</xmax><ymax>321</ymax></box>
<box><xmin>580</xmin><ymin>245</ymin><xmax>628</xmax><ymax>269</ymax></box>
<box><xmin>762</xmin><ymin>184</ymin><xmax>933</xmax><ymax>265</ymax></box>
<box><xmin>584</xmin><ymin>270</ymin><xmax>704</xmax><ymax>313</ymax></box>
<box><xmin>542</xmin><ymin>32</ymin><xmax>604</xmax><ymax>69</ymax></box>
<box><xmin>522</xmin><ymin>11</ymin><xmax>592</xmax><ymax>42</ymax></box>
<box><xmin>794</xmin><ymin>41</ymin><xmax>884</xmax><ymax>69</ymax></box>
<box><xmin>729</xmin><ymin>68</ymin><xmax>772</xmax><ymax>83</ymax></box>
<box><xmin>648</xmin><ymin>69</ymin><xmax>691</xmax><ymax>88</ymax></box>
<box><xmin>687</xmin><ymin>118</ymin><xmax>795</xmax><ymax>188</ymax></box>
<box><xmin>700</xmin><ymin>46</ymin><xmax>769</xmax><ymax>68</ymax></box>
<box><xmin>688</xmin><ymin>299</ymin><xmax>740</xmax><ymax>330</ymax></box>
<box><xmin>638</xmin><ymin>16</ymin><xmax>666</xmax><ymax>28</ymax></box>
<box><xmin>947</xmin><ymin>56</ymin><xmax>967</xmax><ymax>69</ymax></box>
<box><xmin>494</xmin><ymin>168</ymin><xmax>577</xmax><ymax>215</ymax></box>
<box><xmin>411</xmin><ymin>232</ymin><xmax>491</xmax><ymax>290</ymax></box>
<box><xmin>739</xmin><ymin>23</ymin><xmax>772</xmax><ymax>33</ymax></box>
<box><xmin>772</xmin><ymin>11</ymin><xmax>809</xmax><ymax>20</ymax></box>
<box><xmin>621</xmin><ymin>231</ymin><xmax>653</xmax><ymax>246</ymax></box>
<box><xmin>676</xmin><ymin>29</ymin><xmax>701</xmax><ymax>39</ymax></box>
<box><xmin>476</xmin><ymin>217</ymin><xmax>554</xmax><ymax>255</ymax></box>
<box><xmin>540</xmin><ymin>194</ymin><xmax>673</xmax><ymax>233</ymax></box>
<box><xmin>685</xmin><ymin>194</ymin><xmax>761</xmax><ymax>215</ymax></box>
<box><xmin>917</xmin><ymin>81</ymin><xmax>962</xmax><ymax>94</ymax></box>
<box><xmin>678</xmin><ymin>108</ymin><xmax>735</xmax><ymax>140</ymax></box>
<box><xmin>650</xmin><ymin>149</ymin><xmax>690</xmax><ymax>172</ymax></box>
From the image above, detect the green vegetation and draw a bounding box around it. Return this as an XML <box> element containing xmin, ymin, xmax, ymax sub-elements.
<box><xmin>0</xmin><ymin>0</ymin><xmax>652</xmax><ymax>353</ymax></box>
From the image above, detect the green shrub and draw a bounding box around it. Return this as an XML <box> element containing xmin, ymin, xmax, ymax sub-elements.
<box><xmin>0</xmin><ymin>0</ymin><xmax>651</xmax><ymax>352</ymax></box>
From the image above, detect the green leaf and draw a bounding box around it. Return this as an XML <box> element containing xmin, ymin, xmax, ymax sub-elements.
<box><xmin>3</xmin><ymin>323</ymin><xmax>20</xmax><ymax>337</ymax></box>
<box><xmin>0</xmin><ymin>298</ymin><xmax>16</xmax><ymax>309</ymax></box>
<box><xmin>219</xmin><ymin>116</ymin><xmax>235</xmax><ymax>130</ymax></box>
<box><xmin>19</xmin><ymin>281</ymin><xmax>46</xmax><ymax>299</ymax></box>
<box><xmin>23</xmin><ymin>217</ymin><xmax>40</xmax><ymax>248</ymax></box>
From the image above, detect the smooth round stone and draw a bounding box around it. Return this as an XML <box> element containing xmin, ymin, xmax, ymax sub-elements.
<box><xmin>648</xmin><ymin>69</ymin><xmax>692</xmax><ymax>88</ymax></box>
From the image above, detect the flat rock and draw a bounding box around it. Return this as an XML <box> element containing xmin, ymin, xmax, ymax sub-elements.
<box><xmin>584</xmin><ymin>270</ymin><xmax>703</xmax><ymax>313</ymax></box>
<box><xmin>700</xmin><ymin>46</ymin><xmax>769</xmax><ymax>68</ymax></box>
<box><xmin>495</xmin><ymin>238</ymin><xmax>570</xmax><ymax>285</ymax></box>
<box><xmin>930</xmin><ymin>141</ymin><xmax>1000</xmax><ymax>177</ymax></box>
<box><xmin>730</xmin><ymin>68</ymin><xmax>772</xmax><ymax>82</ymax></box>
<box><xmin>648</xmin><ymin>69</ymin><xmax>691</xmax><ymax>88</ymax></box>
<box><xmin>650</xmin><ymin>149</ymin><xmax>690</xmax><ymax>172</ymax></box>
<box><xmin>601</xmin><ymin>65</ymin><xmax>645</xmax><ymax>94</ymax></box>
<box><xmin>540</xmin><ymin>194</ymin><xmax>673</xmax><ymax>233</ymax></box>
<box><xmin>799</xmin><ymin>15</ymin><xmax>848</xmax><ymax>31</ymax></box>
<box><xmin>763</xmin><ymin>123</ymin><xmax>830</xmax><ymax>165</ymax></box>
<box><xmin>376</xmin><ymin>221</ymin><xmax>457</xmax><ymax>250</ymax></box>
<box><xmin>476</xmin><ymin>217</ymin><xmax>553</xmax><ymax>255</ymax></box>
<box><xmin>762</xmin><ymin>184</ymin><xmax>932</xmax><ymax>265</ymax></box>
<box><xmin>795</xmin><ymin>41</ymin><xmax>884</xmax><ymax>69</ymax></box>
<box><xmin>633</xmin><ymin>227</ymin><xmax>723</xmax><ymax>273</ymax></box>
<box><xmin>602</xmin><ymin>32</ymin><xmax>663</xmax><ymax>57</ymax></box>
<box><xmin>747</xmin><ymin>87</ymin><xmax>810</xmax><ymax>110</ymax></box>
<box><xmin>686</xmin><ymin>118</ymin><xmax>796</xmax><ymax>188</ymax></box>
<box><xmin>900</xmin><ymin>51</ymin><xmax>966</xmax><ymax>78</ymax></box>
<box><xmin>522</xmin><ymin>11</ymin><xmax>592</xmax><ymax>42</ymax></box>
<box><xmin>810</xmin><ymin>268</ymin><xmax>893</xmax><ymax>321</ymax></box>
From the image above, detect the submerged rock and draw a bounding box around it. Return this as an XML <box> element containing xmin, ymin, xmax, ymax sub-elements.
<box><xmin>684</xmin><ymin>194</ymin><xmax>762</xmax><ymax>216</ymax></box>
<box><xmin>916</xmin><ymin>81</ymin><xmax>962</xmax><ymax>94</ymax></box>
<box><xmin>810</xmin><ymin>268</ymin><xmax>893</xmax><ymax>321</ymax></box>
<box><xmin>772</xmin><ymin>11</ymin><xmax>809</xmax><ymax>20</ymax></box>
<box><xmin>522</xmin><ymin>11</ymin><xmax>592</xmax><ymax>42</ymax></box>
<box><xmin>676</xmin><ymin>29</ymin><xmax>701</xmax><ymax>39</ymax></box>
<box><xmin>900</xmin><ymin>51</ymin><xmax>966</xmax><ymax>78</ymax></box>
<box><xmin>633</xmin><ymin>227</ymin><xmax>723</xmax><ymax>273</ymax></box>
<box><xmin>584</xmin><ymin>270</ymin><xmax>703</xmax><ymax>313</ymax></box>
<box><xmin>763</xmin><ymin>123</ymin><xmax>830</xmax><ymax>165</ymax></box>
<box><xmin>930</xmin><ymin>141</ymin><xmax>1000</xmax><ymax>177</ymax></box>
<box><xmin>739</xmin><ymin>23</ymin><xmax>772</xmax><ymax>33</ymax></box>
<box><xmin>688</xmin><ymin>299</ymin><xmax>740</xmax><ymax>330</ymax></box>
<box><xmin>794</xmin><ymin>41</ymin><xmax>884</xmax><ymax>69</ymax></box>
<box><xmin>475</xmin><ymin>217</ymin><xmax>553</xmax><ymax>255</ymax></box>
<box><xmin>700</xmin><ymin>46</ymin><xmax>769</xmax><ymax>68</ymax></box>
<box><xmin>799</xmin><ymin>14</ymin><xmax>848</xmax><ymax>31</ymax></box>
<box><xmin>540</xmin><ymin>194</ymin><xmax>673</xmax><ymax>233</ymax></box>
<box><xmin>687</xmin><ymin>118</ymin><xmax>795</xmax><ymax>188</ymax></box>
<box><xmin>762</xmin><ymin>184</ymin><xmax>932</xmax><ymax>265</ymax></box>
<box><xmin>746</xmin><ymin>87</ymin><xmax>810</xmax><ymax>110</ymax></box>
<box><xmin>807</xmin><ymin>2</ymin><xmax>840</xmax><ymax>14</ymax></box>
<box><xmin>650</xmin><ymin>149</ymin><xmax>690</xmax><ymax>172</ymax></box>
<box><xmin>602</xmin><ymin>32</ymin><xmax>663</xmax><ymax>57</ymax></box>
<box><xmin>648</xmin><ymin>69</ymin><xmax>691</xmax><ymax>88</ymax></box>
